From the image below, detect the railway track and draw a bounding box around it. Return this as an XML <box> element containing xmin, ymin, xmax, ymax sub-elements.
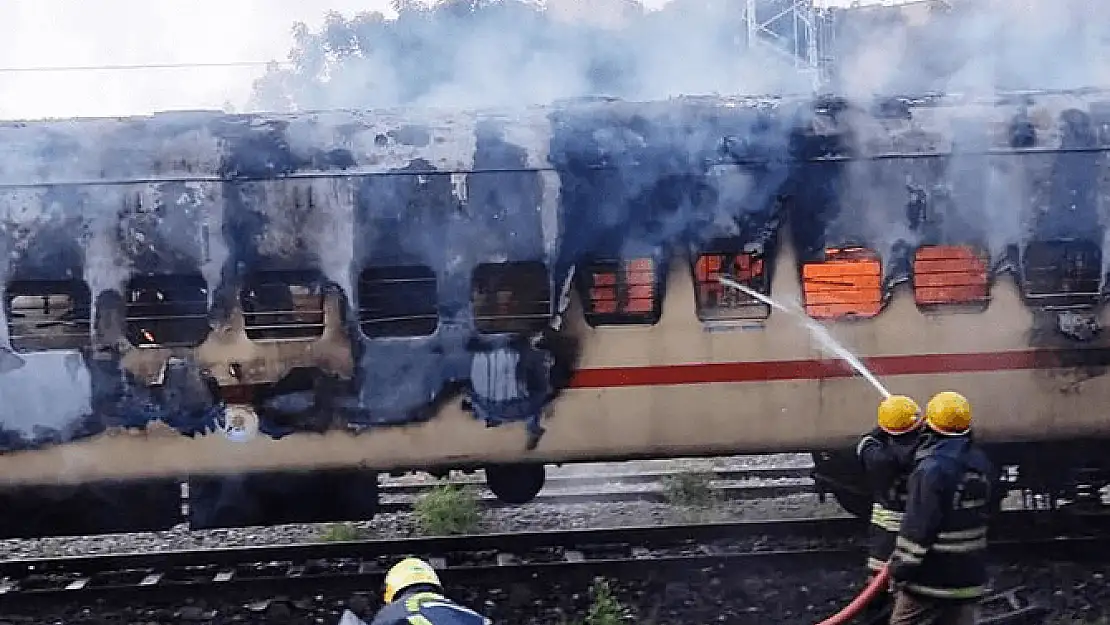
<box><xmin>376</xmin><ymin>466</ymin><xmax>816</xmax><ymax>511</ymax></box>
<box><xmin>0</xmin><ymin>510</ymin><xmax>1104</xmax><ymax>609</ymax></box>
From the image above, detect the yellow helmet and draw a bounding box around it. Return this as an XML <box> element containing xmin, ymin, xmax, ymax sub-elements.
<box><xmin>383</xmin><ymin>557</ymin><xmax>442</xmax><ymax>604</ymax></box>
<box><xmin>877</xmin><ymin>394</ymin><xmax>923</xmax><ymax>435</ymax></box>
<box><xmin>925</xmin><ymin>391</ymin><xmax>972</xmax><ymax>435</ymax></box>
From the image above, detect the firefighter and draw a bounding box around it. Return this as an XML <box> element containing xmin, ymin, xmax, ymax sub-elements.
<box><xmin>856</xmin><ymin>394</ymin><xmax>925</xmax><ymax>623</ymax></box>
<box><xmin>888</xmin><ymin>391</ymin><xmax>998</xmax><ymax>625</ymax></box>
<box><xmin>368</xmin><ymin>557</ymin><xmax>491</xmax><ymax>625</ymax></box>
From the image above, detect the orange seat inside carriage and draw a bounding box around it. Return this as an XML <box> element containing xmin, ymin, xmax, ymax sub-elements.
<box><xmin>802</xmin><ymin>247</ymin><xmax>883</xmax><ymax>319</ymax></box>
<box><xmin>912</xmin><ymin>245</ymin><xmax>990</xmax><ymax>308</ymax></box>
<box><xmin>693</xmin><ymin>252</ymin><xmax>769</xmax><ymax>320</ymax></box>
<box><xmin>587</xmin><ymin>258</ymin><xmax>656</xmax><ymax>315</ymax></box>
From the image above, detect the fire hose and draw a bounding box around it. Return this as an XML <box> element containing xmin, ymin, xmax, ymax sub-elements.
<box><xmin>814</xmin><ymin>565</ymin><xmax>891</xmax><ymax>625</ymax></box>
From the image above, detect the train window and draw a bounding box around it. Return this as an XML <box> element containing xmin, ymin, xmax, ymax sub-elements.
<box><xmin>692</xmin><ymin>252</ymin><xmax>770</xmax><ymax>321</ymax></box>
<box><xmin>802</xmin><ymin>247</ymin><xmax>882</xmax><ymax>320</ymax></box>
<box><xmin>471</xmin><ymin>261</ymin><xmax>551</xmax><ymax>334</ymax></box>
<box><xmin>240</xmin><ymin>271</ymin><xmax>325</xmax><ymax>341</ymax></box>
<box><xmin>581</xmin><ymin>257</ymin><xmax>661</xmax><ymax>327</ymax></box>
<box><xmin>913</xmin><ymin>246</ymin><xmax>990</xmax><ymax>312</ymax></box>
<box><xmin>1022</xmin><ymin>240</ymin><xmax>1102</xmax><ymax>310</ymax></box>
<box><xmin>3</xmin><ymin>280</ymin><xmax>92</xmax><ymax>353</ymax></box>
<box><xmin>125</xmin><ymin>274</ymin><xmax>210</xmax><ymax>348</ymax></box>
<box><xmin>358</xmin><ymin>265</ymin><xmax>439</xmax><ymax>339</ymax></box>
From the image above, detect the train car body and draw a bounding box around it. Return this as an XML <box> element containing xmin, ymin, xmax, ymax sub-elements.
<box><xmin>1</xmin><ymin>91</ymin><xmax>1109</xmax><ymax>536</ymax></box>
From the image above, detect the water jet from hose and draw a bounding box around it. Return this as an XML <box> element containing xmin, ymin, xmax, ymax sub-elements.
<box><xmin>717</xmin><ymin>276</ymin><xmax>891</xmax><ymax>399</ymax></box>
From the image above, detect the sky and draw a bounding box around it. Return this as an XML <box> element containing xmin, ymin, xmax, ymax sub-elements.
<box><xmin>0</xmin><ymin>0</ymin><xmax>887</xmax><ymax>120</ymax></box>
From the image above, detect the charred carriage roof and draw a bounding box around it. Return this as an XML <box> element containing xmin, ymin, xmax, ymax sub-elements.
<box><xmin>549</xmin><ymin>97</ymin><xmax>790</xmax><ymax>266</ymax></box>
<box><xmin>787</xmin><ymin>89</ymin><xmax>1110</xmax><ymax>261</ymax></box>
<box><xmin>0</xmin><ymin>89</ymin><xmax>1109</xmax><ymax>317</ymax></box>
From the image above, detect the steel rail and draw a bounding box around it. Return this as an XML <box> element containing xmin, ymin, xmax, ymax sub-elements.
<box><xmin>378</xmin><ymin>466</ymin><xmax>815</xmax><ymax>495</ymax></box>
<box><xmin>0</xmin><ymin>510</ymin><xmax>1103</xmax><ymax>606</ymax></box>
<box><xmin>1</xmin><ymin>534</ymin><xmax>1105</xmax><ymax>608</ymax></box>
<box><xmin>377</xmin><ymin>482</ymin><xmax>815</xmax><ymax>512</ymax></box>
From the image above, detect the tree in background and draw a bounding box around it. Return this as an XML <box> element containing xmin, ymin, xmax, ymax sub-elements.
<box><xmin>248</xmin><ymin>0</ymin><xmax>787</xmax><ymax>112</ymax></box>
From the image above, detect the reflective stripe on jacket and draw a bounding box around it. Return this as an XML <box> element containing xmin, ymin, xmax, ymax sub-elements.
<box><xmin>889</xmin><ymin>435</ymin><xmax>998</xmax><ymax>601</ymax></box>
<box><xmin>370</xmin><ymin>589</ymin><xmax>490</xmax><ymax>625</ymax></box>
<box><xmin>857</xmin><ymin>429</ymin><xmax>918</xmax><ymax>572</ymax></box>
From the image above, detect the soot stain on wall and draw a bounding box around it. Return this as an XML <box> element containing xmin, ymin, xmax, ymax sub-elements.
<box><xmin>2</xmin><ymin>94</ymin><xmax>1110</xmax><ymax>453</ymax></box>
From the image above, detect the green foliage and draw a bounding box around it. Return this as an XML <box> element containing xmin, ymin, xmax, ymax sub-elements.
<box><xmin>318</xmin><ymin>522</ymin><xmax>364</xmax><ymax>542</ymax></box>
<box><xmin>583</xmin><ymin>578</ymin><xmax>630</xmax><ymax>625</ymax></box>
<box><xmin>413</xmin><ymin>483</ymin><xmax>481</xmax><ymax>535</ymax></box>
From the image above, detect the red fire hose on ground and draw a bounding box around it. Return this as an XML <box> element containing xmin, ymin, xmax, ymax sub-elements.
<box><xmin>814</xmin><ymin>566</ymin><xmax>891</xmax><ymax>625</ymax></box>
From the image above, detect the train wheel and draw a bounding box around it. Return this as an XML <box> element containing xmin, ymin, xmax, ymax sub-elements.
<box><xmin>485</xmin><ymin>463</ymin><xmax>546</xmax><ymax>504</ymax></box>
<box><xmin>831</xmin><ymin>488</ymin><xmax>872</xmax><ymax>520</ymax></box>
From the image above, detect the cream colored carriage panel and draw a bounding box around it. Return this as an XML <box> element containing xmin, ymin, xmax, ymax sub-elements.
<box><xmin>0</xmin><ymin>361</ymin><xmax>1107</xmax><ymax>486</ymax></box>
<box><xmin>824</xmin><ymin>278</ymin><xmax>1037</xmax><ymax>358</ymax></box>
<box><xmin>811</xmin><ymin>368</ymin><xmax>1110</xmax><ymax>443</ymax></box>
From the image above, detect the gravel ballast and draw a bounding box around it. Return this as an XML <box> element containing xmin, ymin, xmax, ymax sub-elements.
<box><xmin>4</xmin><ymin>561</ymin><xmax>1107</xmax><ymax>625</ymax></box>
<box><xmin>1</xmin><ymin>453</ymin><xmax>1106</xmax><ymax>624</ymax></box>
<box><xmin>0</xmin><ymin>454</ymin><xmax>831</xmax><ymax>560</ymax></box>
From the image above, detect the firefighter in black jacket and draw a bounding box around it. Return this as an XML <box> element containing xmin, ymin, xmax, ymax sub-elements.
<box><xmin>888</xmin><ymin>391</ymin><xmax>998</xmax><ymax>625</ymax></box>
<box><xmin>858</xmin><ymin>394</ymin><xmax>925</xmax><ymax>574</ymax></box>
<box><xmin>856</xmin><ymin>394</ymin><xmax>924</xmax><ymax>623</ymax></box>
<box><xmin>369</xmin><ymin>558</ymin><xmax>491</xmax><ymax>625</ymax></box>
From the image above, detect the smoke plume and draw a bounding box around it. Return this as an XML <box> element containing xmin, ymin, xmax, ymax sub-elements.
<box><xmin>248</xmin><ymin>0</ymin><xmax>814</xmax><ymax>112</ymax></box>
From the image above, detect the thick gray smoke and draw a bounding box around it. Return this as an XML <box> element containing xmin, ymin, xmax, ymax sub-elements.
<box><xmin>252</xmin><ymin>0</ymin><xmax>1110</xmax><ymax>113</ymax></box>
<box><xmin>248</xmin><ymin>0</ymin><xmax>815</xmax><ymax>112</ymax></box>
<box><xmin>248</xmin><ymin>0</ymin><xmax>1110</xmax><ymax>272</ymax></box>
<box><xmin>816</xmin><ymin>0</ymin><xmax>1110</xmax><ymax>277</ymax></box>
<box><xmin>831</xmin><ymin>0</ymin><xmax>1110</xmax><ymax>97</ymax></box>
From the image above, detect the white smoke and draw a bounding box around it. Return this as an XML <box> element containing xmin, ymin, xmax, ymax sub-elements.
<box><xmin>248</xmin><ymin>0</ymin><xmax>814</xmax><ymax>113</ymax></box>
<box><xmin>825</xmin><ymin>0</ymin><xmax>1110</xmax><ymax>272</ymax></box>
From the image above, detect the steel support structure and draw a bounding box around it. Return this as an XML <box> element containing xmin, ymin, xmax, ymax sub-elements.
<box><xmin>744</xmin><ymin>0</ymin><xmax>822</xmax><ymax>90</ymax></box>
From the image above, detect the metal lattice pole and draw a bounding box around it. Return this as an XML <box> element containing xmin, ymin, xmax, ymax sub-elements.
<box><xmin>743</xmin><ymin>0</ymin><xmax>822</xmax><ymax>91</ymax></box>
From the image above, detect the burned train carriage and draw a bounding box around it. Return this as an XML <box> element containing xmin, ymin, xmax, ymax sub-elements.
<box><xmin>0</xmin><ymin>92</ymin><xmax>1108</xmax><ymax>537</ymax></box>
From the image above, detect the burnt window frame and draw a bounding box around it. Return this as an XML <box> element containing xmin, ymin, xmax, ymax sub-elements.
<box><xmin>578</xmin><ymin>256</ymin><xmax>663</xmax><ymax>327</ymax></box>
<box><xmin>1021</xmin><ymin>239</ymin><xmax>1102</xmax><ymax>310</ymax></box>
<box><xmin>471</xmin><ymin>260</ymin><xmax>552</xmax><ymax>335</ymax></box>
<box><xmin>911</xmin><ymin>245</ymin><xmax>991</xmax><ymax>314</ymax></box>
<box><xmin>690</xmin><ymin>250</ymin><xmax>771</xmax><ymax>322</ymax></box>
<box><xmin>239</xmin><ymin>269</ymin><xmax>327</xmax><ymax>342</ymax></box>
<box><xmin>3</xmin><ymin>279</ymin><xmax>93</xmax><ymax>353</ymax></box>
<box><xmin>800</xmin><ymin>247</ymin><xmax>884</xmax><ymax>321</ymax></box>
<box><xmin>124</xmin><ymin>273</ymin><xmax>211</xmax><ymax>349</ymax></box>
<box><xmin>357</xmin><ymin>264</ymin><xmax>440</xmax><ymax>339</ymax></box>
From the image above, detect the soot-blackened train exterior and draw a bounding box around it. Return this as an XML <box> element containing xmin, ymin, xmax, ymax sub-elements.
<box><xmin>0</xmin><ymin>91</ymin><xmax>1109</xmax><ymax>536</ymax></box>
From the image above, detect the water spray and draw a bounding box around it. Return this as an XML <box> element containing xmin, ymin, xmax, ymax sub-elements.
<box><xmin>717</xmin><ymin>276</ymin><xmax>891</xmax><ymax>399</ymax></box>
<box><xmin>718</xmin><ymin>273</ymin><xmax>895</xmax><ymax>620</ymax></box>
